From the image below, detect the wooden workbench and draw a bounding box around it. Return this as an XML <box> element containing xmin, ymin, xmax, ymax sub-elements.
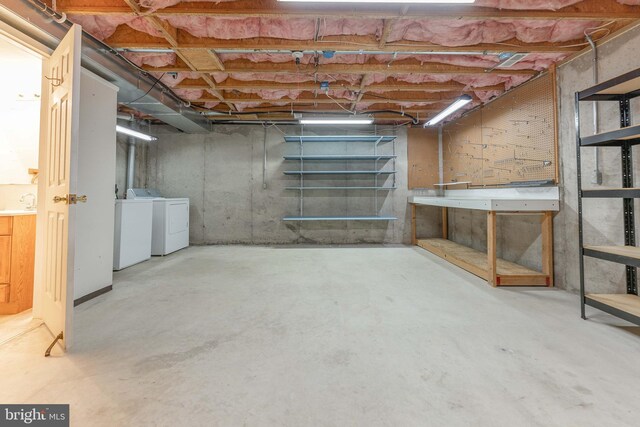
<box><xmin>409</xmin><ymin>189</ymin><xmax>559</xmax><ymax>287</ymax></box>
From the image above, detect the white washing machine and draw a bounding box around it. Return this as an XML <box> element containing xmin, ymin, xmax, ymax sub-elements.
<box><xmin>113</xmin><ymin>199</ymin><xmax>153</xmax><ymax>270</ymax></box>
<box><xmin>127</xmin><ymin>188</ymin><xmax>190</xmax><ymax>256</ymax></box>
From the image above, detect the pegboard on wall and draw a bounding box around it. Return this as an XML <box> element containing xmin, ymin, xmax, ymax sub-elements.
<box><xmin>443</xmin><ymin>72</ymin><xmax>558</xmax><ymax>186</ymax></box>
<box><xmin>408</xmin><ymin>128</ymin><xmax>439</xmax><ymax>189</ymax></box>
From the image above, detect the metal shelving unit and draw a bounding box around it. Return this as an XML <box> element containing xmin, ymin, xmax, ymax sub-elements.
<box><xmin>283</xmin><ymin>135</ymin><xmax>397</xmax><ymax>221</ymax></box>
<box><xmin>576</xmin><ymin>67</ymin><xmax>640</xmax><ymax>326</ymax></box>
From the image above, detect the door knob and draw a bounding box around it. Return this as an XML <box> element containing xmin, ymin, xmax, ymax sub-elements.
<box><xmin>53</xmin><ymin>194</ymin><xmax>87</xmax><ymax>204</ymax></box>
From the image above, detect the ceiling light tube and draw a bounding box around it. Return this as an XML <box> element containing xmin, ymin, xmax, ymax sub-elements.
<box><xmin>424</xmin><ymin>95</ymin><xmax>472</xmax><ymax>127</ymax></box>
<box><xmin>300</xmin><ymin>118</ymin><xmax>374</xmax><ymax>125</ymax></box>
<box><xmin>278</xmin><ymin>0</ymin><xmax>476</xmax><ymax>4</ymax></box>
<box><xmin>279</xmin><ymin>0</ymin><xmax>475</xmax><ymax>3</ymax></box>
<box><xmin>116</xmin><ymin>125</ymin><xmax>158</xmax><ymax>141</ymax></box>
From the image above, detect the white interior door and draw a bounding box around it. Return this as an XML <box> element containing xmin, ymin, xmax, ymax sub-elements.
<box><xmin>40</xmin><ymin>24</ymin><xmax>81</xmax><ymax>352</ymax></box>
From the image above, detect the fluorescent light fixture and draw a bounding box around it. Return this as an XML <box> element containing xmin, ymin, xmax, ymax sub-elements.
<box><xmin>279</xmin><ymin>0</ymin><xmax>474</xmax><ymax>3</ymax></box>
<box><xmin>300</xmin><ymin>118</ymin><xmax>374</xmax><ymax>125</ymax></box>
<box><xmin>424</xmin><ymin>95</ymin><xmax>472</xmax><ymax>127</ymax></box>
<box><xmin>116</xmin><ymin>125</ymin><xmax>158</xmax><ymax>141</ymax></box>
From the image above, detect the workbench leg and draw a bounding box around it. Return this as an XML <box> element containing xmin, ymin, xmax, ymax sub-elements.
<box><xmin>442</xmin><ymin>207</ymin><xmax>448</xmax><ymax>240</ymax></box>
<box><xmin>411</xmin><ymin>204</ymin><xmax>417</xmax><ymax>245</ymax></box>
<box><xmin>487</xmin><ymin>211</ymin><xmax>497</xmax><ymax>287</ymax></box>
<box><xmin>542</xmin><ymin>211</ymin><xmax>554</xmax><ymax>287</ymax></box>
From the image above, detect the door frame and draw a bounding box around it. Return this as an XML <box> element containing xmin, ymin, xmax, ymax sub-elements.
<box><xmin>0</xmin><ymin>23</ymin><xmax>51</xmax><ymax>322</ymax></box>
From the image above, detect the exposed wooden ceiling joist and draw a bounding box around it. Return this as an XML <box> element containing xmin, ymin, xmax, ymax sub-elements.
<box><xmin>193</xmin><ymin>91</ymin><xmax>469</xmax><ymax>104</ymax></box>
<box><xmin>105</xmin><ymin>26</ymin><xmax>587</xmax><ymax>54</ymax></box>
<box><xmin>145</xmin><ymin>58</ymin><xmax>538</xmax><ymax>75</ymax></box>
<box><xmin>56</xmin><ymin>0</ymin><xmax>640</xmax><ymax>21</ymax></box>
<box><xmin>121</xmin><ymin>0</ymin><xmax>234</xmax><ymax>109</ymax></box>
<box><xmin>208</xmin><ymin>103</ymin><xmax>443</xmax><ymax>112</ymax></box>
<box><xmin>174</xmin><ymin>80</ymin><xmax>505</xmax><ymax>93</ymax></box>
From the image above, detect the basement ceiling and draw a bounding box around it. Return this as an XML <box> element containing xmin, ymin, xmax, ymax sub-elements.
<box><xmin>53</xmin><ymin>0</ymin><xmax>640</xmax><ymax>124</ymax></box>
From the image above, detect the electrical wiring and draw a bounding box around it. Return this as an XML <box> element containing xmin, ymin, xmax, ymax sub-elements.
<box><xmin>323</xmin><ymin>93</ymin><xmax>355</xmax><ymax>113</ymax></box>
<box><xmin>124</xmin><ymin>73</ymin><xmax>166</xmax><ymax>105</ymax></box>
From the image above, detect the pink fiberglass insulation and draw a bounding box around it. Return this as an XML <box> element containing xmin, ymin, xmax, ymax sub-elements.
<box><xmin>219</xmin><ymin>53</ymin><xmax>313</xmax><ymax>64</ymax></box>
<box><xmin>210</xmin><ymin>72</ymin><xmax>363</xmax><ymax>85</ymax></box>
<box><xmin>473</xmin><ymin>90</ymin><xmax>504</xmax><ymax>102</ymax></box>
<box><xmin>231</xmin><ymin>89</ymin><xmax>306</xmax><ymax>100</ymax></box>
<box><xmin>474</xmin><ymin>0</ymin><xmax>582</xmax><ymax>8</ymax></box>
<box><xmin>173</xmin><ymin>88</ymin><xmax>223</xmax><ymax>101</ymax></box>
<box><xmin>361</xmin><ymin>72</ymin><xmax>529</xmax><ymax>90</ymax></box>
<box><xmin>387</xmin><ymin>18</ymin><xmax>602</xmax><ymax>46</ymax></box>
<box><xmin>165</xmin><ymin>16</ymin><xmax>382</xmax><ymax>40</ymax></box>
<box><xmin>68</xmin><ymin>14</ymin><xmax>166</xmax><ymax>40</ymax></box>
<box><xmin>132</xmin><ymin>0</ymin><xmax>639</xmax><ymax>12</ymax></box>
<box><xmin>149</xmin><ymin>71</ymin><xmax>202</xmax><ymax>87</ymax></box>
<box><xmin>172</xmin><ymin>88</ymin><xmax>204</xmax><ymax>100</ymax></box>
<box><xmin>73</xmin><ymin>15</ymin><xmax>602</xmax><ymax>46</ymax></box>
<box><xmin>138</xmin><ymin>0</ymin><xmax>237</xmax><ymax>12</ymax></box>
<box><xmin>372</xmin><ymin>53</ymin><xmax>568</xmax><ymax>71</ymax></box>
<box><xmin>220</xmin><ymin>52</ymin><xmax>568</xmax><ymax>71</ymax></box>
<box><xmin>68</xmin><ymin>14</ymin><xmax>132</xmax><ymax>40</ymax></box>
<box><xmin>229</xmin><ymin>88</ymin><xmax>353</xmax><ymax>102</ymax></box>
<box><xmin>233</xmin><ymin>101</ymin><xmax>291</xmax><ymax>112</ymax></box>
<box><xmin>124</xmin><ymin>52</ymin><xmax>177</xmax><ymax>68</ymax></box>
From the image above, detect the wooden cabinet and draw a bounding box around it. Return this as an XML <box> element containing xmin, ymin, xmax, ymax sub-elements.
<box><xmin>0</xmin><ymin>215</ymin><xmax>36</xmax><ymax>314</ymax></box>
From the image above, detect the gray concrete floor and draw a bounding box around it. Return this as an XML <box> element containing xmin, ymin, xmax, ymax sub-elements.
<box><xmin>1</xmin><ymin>245</ymin><xmax>639</xmax><ymax>426</ymax></box>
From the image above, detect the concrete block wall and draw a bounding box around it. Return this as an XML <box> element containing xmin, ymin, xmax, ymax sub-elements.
<box><xmin>128</xmin><ymin>125</ymin><xmax>441</xmax><ymax>245</ymax></box>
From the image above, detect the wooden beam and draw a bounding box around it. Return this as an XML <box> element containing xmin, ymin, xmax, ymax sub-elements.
<box><xmin>442</xmin><ymin>207</ymin><xmax>448</xmax><ymax>240</ymax></box>
<box><xmin>411</xmin><ymin>204</ymin><xmax>417</xmax><ymax>245</ymax></box>
<box><xmin>487</xmin><ymin>211</ymin><xmax>497</xmax><ymax>287</ymax></box>
<box><xmin>144</xmin><ymin>58</ymin><xmax>538</xmax><ymax>75</ymax></box>
<box><xmin>350</xmin><ymin>74</ymin><xmax>369</xmax><ymax>111</ymax></box>
<box><xmin>204</xmin><ymin>113</ymin><xmax>427</xmax><ymax>122</ymax></box>
<box><xmin>175</xmin><ymin>79</ymin><xmax>505</xmax><ymax>93</ymax></box>
<box><xmin>209</xmin><ymin>103</ymin><xmax>442</xmax><ymax>113</ymax></box>
<box><xmin>542</xmin><ymin>211</ymin><xmax>554</xmax><ymax>287</ymax></box>
<box><xmin>194</xmin><ymin>96</ymin><xmax>455</xmax><ymax>105</ymax></box>
<box><xmin>122</xmin><ymin>0</ymin><xmax>233</xmax><ymax>110</ymax></box>
<box><xmin>208</xmin><ymin>50</ymin><xmax>226</xmax><ymax>71</ymax></box>
<box><xmin>379</xmin><ymin>19</ymin><xmax>394</xmax><ymax>48</ymax></box>
<box><xmin>203</xmin><ymin>104</ymin><xmax>440</xmax><ymax>115</ymax></box>
<box><xmin>176</xmin><ymin>49</ymin><xmax>223</xmax><ymax>71</ymax></box>
<box><xmin>105</xmin><ymin>27</ymin><xmax>586</xmax><ymax>54</ymax></box>
<box><xmin>57</xmin><ymin>0</ymin><xmax>640</xmax><ymax>20</ymax></box>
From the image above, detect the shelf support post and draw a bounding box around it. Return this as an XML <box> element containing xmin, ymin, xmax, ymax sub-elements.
<box><xmin>487</xmin><ymin>211</ymin><xmax>498</xmax><ymax>287</ymax></box>
<box><xmin>576</xmin><ymin>92</ymin><xmax>587</xmax><ymax>318</ymax></box>
<box><xmin>442</xmin><ymin>207</ymin><xmax>448</xmax><ymax>240</ymax></box>
<box><xmin>411</xmin><ymin>204</ymin><xmax>417</xmax><ymax>245</ymax></box>
<box><xmin>542</xmin><ymin>211</ymin><xmax>554</xmax><ymax>287</ymax></box>
<box><xmin>621</xmin><ymin>96</ymin><xmax>637</xmax><ymax>295</ymax></box>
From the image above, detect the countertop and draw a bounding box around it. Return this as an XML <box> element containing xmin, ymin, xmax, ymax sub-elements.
<box><xmin>409</xmin><ymin>196</ymin><xmax>559</xmax><ymax>212</ymax></box>
<box><xmin>0</xmin><ymin>209</ymin><xmax>37</xmax><ymax>216</ymax></box>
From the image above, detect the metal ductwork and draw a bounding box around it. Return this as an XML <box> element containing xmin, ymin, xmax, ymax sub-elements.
<box><xmin>0</xmin><ymin>0</ymin><xmax>210</xmax><ymax>133</ymax></box>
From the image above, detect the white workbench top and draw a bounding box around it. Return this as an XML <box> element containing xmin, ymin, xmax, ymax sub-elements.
<box><xmin>0</xmin><ymin>209</ymin><xmax>37</xmax><ymax>216</ymax></box>
<box><xmin>409</xmin><ymin>187</ymin><xmax>560</xmax><ymax>212</ymax></box>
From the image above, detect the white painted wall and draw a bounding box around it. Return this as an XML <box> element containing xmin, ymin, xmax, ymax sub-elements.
<box><xmin>73</xmin><ymin>69</ymin><xmax>118</xmax><ymax>300</ymax></box>
<box><xmin>0</xmin><ymin>184</ymin><xmax>37</xmax><ymax>209</ymax></box>
<box><xmin>0</xmin><ymin>37</ymin><xmax>41</xmax><ymax>185</ymax></box>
